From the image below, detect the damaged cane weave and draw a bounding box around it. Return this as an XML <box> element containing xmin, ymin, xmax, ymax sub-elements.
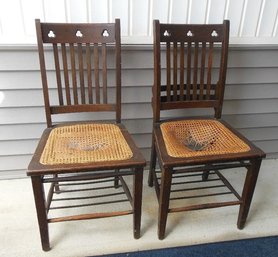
<box><xmin>40</xmin><ymin>124</ymin><xmax>133</xmax><ymax>165</ymax></box>
<box><xmin>160</xmin><ymin>119</ymin><xmax>250</xmax><ymax>158</ymax></box>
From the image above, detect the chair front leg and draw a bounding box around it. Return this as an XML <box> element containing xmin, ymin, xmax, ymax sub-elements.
<box><xmin>133</xmin><ymin>167</ymin><xmax>143</xmax><ymax>239</ymax></box>
<box><xmin>237</xmin><ymin>158</ymin><xmax>262</xmax><ymax>229</ymax></box>
<box><xmin>158</xmin><ymin>167</ymin><xmax>173</xmax><ymax>240</ymax></box>
<box><xmin>114</xmin><ymin>169</ymin><xmax>120</xmax><ymax>188</ymax></box>
<box><xmin>148</xmin><ymin>136</ymin><xmax>157</xmax><ymax>187</ymax></box>
<box><xmin>31</xmin><ymin>176</ymin><xmax>50</xmax><ymax>251</ymax></box>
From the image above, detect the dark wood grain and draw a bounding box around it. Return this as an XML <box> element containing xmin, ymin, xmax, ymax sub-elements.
<box><xmin>149</xmin><ymin>19</ymin><xmax>265</xmax><ymax>240</ymax></box>
<box><xmin>29</xmin><ymin>19</ymin><xmax>145</xmax><ymax>251</ymax></box>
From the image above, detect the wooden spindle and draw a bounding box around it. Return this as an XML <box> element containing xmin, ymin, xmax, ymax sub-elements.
<box><xmin>186</xmin><ymin>42</ymin><xmax>191</xmax><ymax>100</ymax></box>
<box><xmin>199</xmin><ymin>42</ymin><xmax>206</xmax><ymax>100</ymax></box>
<box><xmin>206</xmin><ymin>42</ymin><xmax>214</xmax><ymax>100</ymax></box>
<box><xmin>70</xmin><ymin>43</ymin><xmax>78</xmax><ymax>104</ymax></box>
<box><xmin>166</xmin><ymin>42</ymin><xmax>171</xmax><ymax>102</ymax></box>
<box><xmin>102</xmin><ymin>43</ymin><xmax>108</xmax><ymax>104</ymax></box>
<box><xmin>94</xmin><ymin>43</ymin><xmax>100</xmax><ymax>104</ymax></box>
<box><xmin>173</xmin><ymin>42</ymin><xmax>178</xmax><ymax>101</ymax></box>
<box><xmin>78</xmin><ymin>43</ymin><xmax>85</xmax><ymax>104</ymax></box>
<box><xmin>61</xmin><ymin>43</ymin><xmax>71</xmax><ymax>105</ymax></box>
<box><xmin>179</xmin><ymin>42</ymin><xmax>184</xmax><ymax>101</ymax></box>
<box><xmin>53</xmin><ymin>43</ymin><xmax>63</xmax><ymax>105</ymax></box>
<box><xmin>86</xmin><ymin>43</ymin><xmax>93</xmax><ymax>104</ymax></box>
<box><xmin>193</xmin><ymin>42</ymin><xmax>199</xmax><ymax>100</ymax></box>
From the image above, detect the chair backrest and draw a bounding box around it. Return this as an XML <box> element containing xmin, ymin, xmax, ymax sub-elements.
<box><xmin>153</xmin><ymin>20</ymin><xmax>230</xmax><ymax>122</ymax></box>
<box><xmin>36</xmin><ymin>19</ymin><xmax>121</xmax><ymax>127</ymax></box>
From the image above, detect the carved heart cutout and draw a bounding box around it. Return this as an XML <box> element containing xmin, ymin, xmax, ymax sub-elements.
<box><xmin>163</xmin><ymin>30</ymin><xmax>171</xmax><ymax>37</ymax></box>
<box><xmin>48</xmin><ymin>30</ymin><xmax>56</xmax><ymax>38</ymax></box>
<box><xmin>102</xmin><ymin>29</ymin><xmax>109</xmax><ymax>37</ymax></box>
<box><xmin>187</xmin><ymin>30</ymin><xmax>193</xmax><ymax>37</ymax></box>
<box><xmin>211</xmin><ymin>30</ymin><xmax>218</xmax><ymax>37</ymax></box>
<box><xmin>76</xmin><ymin>30</ymin><xmax>83</xmax><ymax>37</ymax></box>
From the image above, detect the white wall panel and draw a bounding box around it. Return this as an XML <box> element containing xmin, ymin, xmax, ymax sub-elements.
<box><xmin>152</xmin><ymin>0</ymin><xmax>169</xmax><ymax>23</ymax></box>
<box><xmin>207</xmin><ymin>0</ymin><xmax>226</xmax><ymax>24</ymax></box>
<box><xmin>188</xmin><ymin>0</ymin><xmax>208</xmax><ymax>24</ymax></box>
<box><xmin>226</xmin><ymin>0</ymin><xmax>245</xmax><ymax>36</ymax></box>
<box><xmin>0</xmin><ymin>0</ymin><xmax>25</xmax><ymax>42</ymax></box>
<box><xmin>0</xmin><ymin>155</ymin><xmax>31</xmax><ymax>171</ymax></box>
<box><xmin>21</xmin><ymin>0</ymin><xmax>44</xmax><ymax>36</ymax></box>
<box><xmin>240</xmin><ymin>0</ymin><xmax>261</xmax><ymax>36</ymax></box>
<box><xmin>111</xmin><ymin>0</ymin><xmax>129</xmax><ymax>36</ymax></box>
<box><xmin>258</xmin><ymin>0</ymin><xmax>278</xmax><ymax>37</ymax></box>
<box><xmin>170</xmin><ymin>0</ymin><xmax>188</xmax><ymax>23</ymax></box>
<box><xmin>43</xmin><ymin>0</ymin><xmax>66</xmax><ymax>22</ymax></box>
<box><xmin>89</xmin><ymin>0</ymin><xmax>108</xmax><ymax>22</ymax></box>
<box><xmin>0</xmin><ymin>124</ymin><xmax>45</xmax><ymax>140</ymax></box>
<box><xmin>67</xmin><ymin>0</ymin><xmax>87</xmax><ymax>22</ymax></box>
<box><xmin>131</xmin><ymin>0</ymin><xmax>149</xmax><ymax>35</ymax></box>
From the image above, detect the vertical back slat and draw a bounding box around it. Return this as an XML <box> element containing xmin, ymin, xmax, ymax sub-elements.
<box><xmin>206</xmin><ymin>42</ymin><xmax>214</xmax><ymax>100</ymax></box>
<box><xmin>179</xmin><ymin>42</ymin><xmax>184</xmax><ymax>101</ymax></box>
<box><xmin>102</xmin><ymin>43</ymin><xmax>108</xmax><ymax>104</ymax></box>
<box><xmin>193</xmin><ymin>42</ymin><xmax>199</xmax><ymax>100</ymax></box>
<box><xmin>78</xmin><ymin>43</ymin><xmax>86</xmax><ymax>104</ymax></box>
<box><xmin>186</xmin><ymin>42</ymin><xmax>191</xmax><ymax>100</ymax></box>
<box><xmin>86</xmin><ymin>43</ymin><xmax>93</xmax><ymax>104</ymax></box>
<box><xmin>115</xmin><ymin>19</ymin><xmax>121</xmax><ymax>123</ymax></box>
<box><xmin>173</xmin><ymin>42</ymin><xmax>178</xmax><ymax>101</ymax></box>
<box><xmin>199</xmin><ymin>42</ymin><xmax>206</xmax><ymax>100</ymax></box>
<box><xmin>53</xmin><ymin>43</ymin><xmax>64</xmax><ymax>105</ymax></box>
<box><xmin>70</xmin><ymin>43</ymin><xmax>78</xmax><ymax>104</ymax></box>
<box><xmin>94</xmin><ymin>43</ymin><xmax>100</xmax><ymax>104</ymax></box>
<box><xmin>61</xmin><ymin>43</ymin><xmax>71</xmax><ymax>105</ymax></box>
<box><xmin>166</xmin><ymin>42</ymin><xmax>171</xmax><ymax>102</ymax></box>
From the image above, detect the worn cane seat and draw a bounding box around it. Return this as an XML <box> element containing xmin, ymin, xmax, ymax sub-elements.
<box><xmin>40</xmin><ymin>123</ymin><xmax>133</xmax><ymax>165</ymax></box>
<box><xmin>160</xmin><ymin>119</ymin><xmax>250</xmax><ymax>158</ymax></box>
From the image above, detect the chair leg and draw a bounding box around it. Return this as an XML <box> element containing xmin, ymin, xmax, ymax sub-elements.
<box><xmin>237</xmin><ymin>158</ymin><xmax>262</xmax><ymax>229</ymax></box>
<box><xmin>158</xmin><ymin>167</ymin><xmax>173</xmax><ymax>240</ymax></box>
<box><xmin>114</xmin><ymin>169</ymin><xmax>120</xmax><ymax>188</ymax></box>
<box><xmin>133</xmin><ymin>167</ymin><xmax>143</xmax><ymax>239</ymax></box>
<box><xmin>31</xmin><ymin>176</ymin><xmax>50</xmax><ymax>251</ymax></box>
<box><xmin>202</xmin><ymin>171</ymin><xmax>210</xmax><ymax>181</ymax></box>
<box><xmin>148</xmin><ymin>137</ymin><xmax>157</xmax><ymax>187</ymax></box>
<box><xmin>53</xmin><ymin>174</ymin><xmax>60</xmax><ymax>193</ymax></box>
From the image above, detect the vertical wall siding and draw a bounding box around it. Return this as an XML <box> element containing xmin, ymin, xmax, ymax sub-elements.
<box><xmin>0</xmin><ymin>46</ymin><xmax>278</xmax><ymax>179</ymax></box>
<box><xmin>0</xmin><ymin>0</ymin><xmax>278</xmax><ymax>44</ymax></box>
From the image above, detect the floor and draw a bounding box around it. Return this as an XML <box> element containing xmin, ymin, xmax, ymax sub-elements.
<box><xmin>0</xmin><ymin>159</ymin><xmax>277</xmax><ymax>257</ymax></box>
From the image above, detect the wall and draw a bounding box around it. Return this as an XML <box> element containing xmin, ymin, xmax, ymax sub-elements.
<box><xmin>0</xmin><ymin>0</ymin><xmax>278</xmax><ymax>179</ymax></box>
<box><xmin>0</xmin><ymin>45</ymin><xmax>278</xmax><ymax>179</ymax></box>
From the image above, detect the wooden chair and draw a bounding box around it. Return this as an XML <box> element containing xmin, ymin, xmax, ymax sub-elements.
<box><xmin>148</xmin><ymin>20</ymin><xmax>266</xmax><ymax>239</ymax></box>
<box><xmin>27</xmin><ymin>19</ymin><xmax>146</xmax><ymax>251</ymax></box>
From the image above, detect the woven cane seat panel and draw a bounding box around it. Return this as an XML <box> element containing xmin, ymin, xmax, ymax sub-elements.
<box><xmin>40</xmin><ymin>124</ymin><xmax>133</xmax><ymax>165</ymax></box>
<box><xmin>160</xmin><ymin>120</ymin><xmax>250</xmax><ymax>158</ymax></box>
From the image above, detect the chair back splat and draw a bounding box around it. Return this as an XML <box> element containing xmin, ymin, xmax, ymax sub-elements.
<box><xmin>36</xmin><ymin>19</ymin><xmax>122</xmax><ymax>127</ymax></box>
<box><xmin>153</xmin><ymin>20</ymin><xmax>229</xmax><ymax>121</ymax></box>
<box><xmin>149</xmin><ymin>20</ymin><xmax>265</xmax><ymax>240</ymax></box>
<box><xmin>28</xmin><ymin>19</ymin><xmax>145</xmax><ymax>251</ymax></box>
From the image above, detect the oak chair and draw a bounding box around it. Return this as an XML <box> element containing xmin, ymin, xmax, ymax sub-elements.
<box><xmin>148</xmin><ymin>20</ymin><xmax>265</xmax><ymax>239</ymax></box>
<box><xmin>27</xmin><ymin>19</ymin><xmax>145</xmax><ymax>251</ymax></box>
